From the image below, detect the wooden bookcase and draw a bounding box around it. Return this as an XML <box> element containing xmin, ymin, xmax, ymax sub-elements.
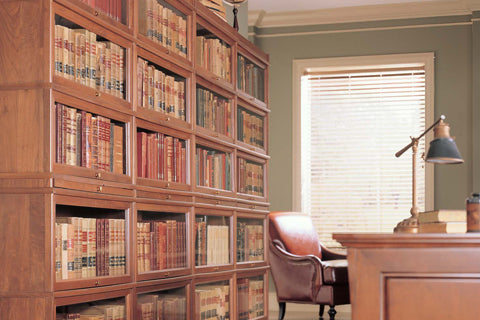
<box><xmin>0</xmin><ymin>0</ymin><xmax>269</xmax><ymax>319</ymax></box>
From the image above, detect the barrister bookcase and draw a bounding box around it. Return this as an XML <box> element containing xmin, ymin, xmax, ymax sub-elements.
<box><xmin>0</xmin><ymin>0</ymin><xmax>269</xmax><ymax>318</ymax></box>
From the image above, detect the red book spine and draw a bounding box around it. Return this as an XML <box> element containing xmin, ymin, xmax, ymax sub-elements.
<box><xmin>137</xmin><ymin>131</ymin><xmax>148</xmax><ymax>178</ymax></box>
<box><xmin>96</xmin><ymin>219</ymin><xmax>102</xmax><ymax>277</ymax></box>
<box><xmin>104</xmin><ymin>219</ymin><xmax>110</xmax><ymax>276</ymax></box>
<box><xmin>151</xmin><ymin>222</ymin><xmax>157</xmax><ymax>270</ymax></box>
<box><xmin>160</xmin><ymin>221</ymin><xmax>167</xmax><ymax>270</ymax></box>
<box><xmin>55</xmin><ymin>103</ymin><xmax>63</xmax><ymax>164</ymax></box>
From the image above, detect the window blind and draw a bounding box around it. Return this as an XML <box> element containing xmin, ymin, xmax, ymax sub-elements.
<box><xmin>301</xmin><ymin>68</ymin><xmax>426</xmax><ymax>247</ymax></box>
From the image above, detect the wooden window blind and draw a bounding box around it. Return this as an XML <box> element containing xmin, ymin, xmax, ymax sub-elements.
<box><xmin>301</xmin><ymin>67</ymin><xmax>426</xmax><ymax>247</ymax></box>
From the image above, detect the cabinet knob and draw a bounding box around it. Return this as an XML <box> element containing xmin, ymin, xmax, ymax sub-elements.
<box><xmin>94</xmin><ymin>11</ymin><xmax>99</xmax><ymax>16</ymax></box>
<box><xmin>95</xmin><ymin>91</ymin><xmax>101</xmax><ymax>97</ymax></box>
<box><xmin>95</xmin><ymin>280</ymin><xmax>100</xmax><ymax>286</ymax></box>
<box><xmin>97</xmin><ymin>186</ymin><xmax>103</xmax><ymax>192</ymax></box>
<box><xmin>166</xmin><ymin>195</ymin><xmax>171</xmax><ymax>200</ymax></box>
<box><xmin>166</xmin><ymin>117</ymin><xmax>171</xmax><ymax>121</ymax></box>
<box><xmin>215</xmin><ymin>201</ymin><xmax>220</xmax><ymax>205</ymax></box>
<box><xmin>166</xmin><ymin>49</ymin><xmax>170</xmax><ymax>54</ymax></box>
<box><xmin>165</xmin><ymin>272</ymin><xmax>170</xmax><ymax>277</ymax></box>
<box><xmin>95</xmin><ymin>172</ymin><xmax>102</xmax><ymax>179</ymax></box>
<box><xmin>166</xmin><ymin>182</ymin><xmax>170</xmax><ymax>187</ymax></box>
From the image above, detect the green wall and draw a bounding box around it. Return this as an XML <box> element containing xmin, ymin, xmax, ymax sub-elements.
<box><xmin>251</xmin><ymin>15</ymin><xmax>480</xmax><ymax>212</ymax></box>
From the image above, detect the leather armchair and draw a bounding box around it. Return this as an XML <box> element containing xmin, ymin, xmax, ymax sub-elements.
<box><xmin>268</xmin><ymin>211</ymin><xmax>350</xmax><ymax>320</ymax></box>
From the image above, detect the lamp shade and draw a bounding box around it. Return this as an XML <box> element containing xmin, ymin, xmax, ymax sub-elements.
<box><xmin>425</xmin><ymin>120</ymin><xmax>464</xmax><ymax>164</ymax></box>
<box><xmin>425</xmin><ymin>137</ymin><xmax>463</xmax><ymax>163</ymax></box>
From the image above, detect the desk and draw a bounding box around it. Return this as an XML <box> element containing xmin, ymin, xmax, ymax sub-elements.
<box><xmin>333</xmin><ymin>233</ymin><xmax>480</xmax><ymax>320</ymax></box>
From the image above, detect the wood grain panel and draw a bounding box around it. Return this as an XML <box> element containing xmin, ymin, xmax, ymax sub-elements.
<box><xmin>0</xmin><ymin>89</ymin><xmax>50</xmax><ymax>173</ymax></box>
<box><xmin>0</xmin><ymin>296</ymin><xmax>52</xmax><ymax>320</ymax></box>
<box><xmin>386</xmin><ymin>277</ymin><xmax>480</xmax><ymax>320</ymax></box>
<box><xmin>0</xmin><ymin>193</ymin><xmax>50</xmax><ymax>293</ymax></box>
<box><xmin>0</xmin><ymin>1</ymin><xmax>49</xmax><ymax>85</ymax></box>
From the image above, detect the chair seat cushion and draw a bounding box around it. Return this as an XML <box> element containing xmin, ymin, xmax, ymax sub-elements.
<box><xmin>321</xmin><ymin>259</ymin><xmax>348</xmax><ymax>285</ymax></box>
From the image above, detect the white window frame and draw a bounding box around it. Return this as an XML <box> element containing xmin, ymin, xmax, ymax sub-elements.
<box><xmin>292</xmin><ymin>53</ymin><xmax>435</xmax><ymax>216</ymax></box>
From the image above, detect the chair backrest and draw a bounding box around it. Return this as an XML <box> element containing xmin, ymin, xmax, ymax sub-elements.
<box><xmin>268</xmin><ymin>211</ymin><xmax>322</xmax><ymax>259</ymax></box>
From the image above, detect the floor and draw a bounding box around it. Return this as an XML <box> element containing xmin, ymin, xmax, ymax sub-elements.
<box><xmin>268</xmin><ymin>303</ymin><xmax>351</xmax><ymax>320</ymax></box>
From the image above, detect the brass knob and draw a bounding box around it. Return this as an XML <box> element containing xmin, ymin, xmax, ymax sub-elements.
<box><xmin>95</xmin><ymin>280</ymin><xmax>100</xmax><ymax>286</ymax></box>
<box><xmin>97</xmin><ymin>186</ymin><xmax>103</xmax><ymax>192</ymax></box>
<box><xmin>94</xmin><ymin>11</ymin><xmax>99</xmax><ymax>16</ymax></box>
<box><xmin>95</xmin><ymin>172</ymin><xmax>102</xmax><ymax>179</ymax></box>
<box><xmin>166</xmin><ymin>117</ymin><xmax>170</xmax><ymax>121</ymax></box>
<box><xmin>166</xmin><ymin>195</ymin><xmax>171</xmax><ymax>200</ymax></box>
<box><xmin>95</xmin><ymin>91</ymin><xmax>100</xmax><ymax>97</ymax></box>
<box><xmin>166</xmin><ymin>182</ymin><xmax>170</xmax><ymax>187</ymax></box>
<box><xmin>215</xmin><ymin>201</ymin><xmax>220</xmax><ymax>205</ymax></box>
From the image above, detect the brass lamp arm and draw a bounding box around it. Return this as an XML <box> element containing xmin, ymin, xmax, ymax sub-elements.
<box><xmin>395</xmin><ymin>115</ymin><xmax>445</xmax><ymax>158</ymax></box>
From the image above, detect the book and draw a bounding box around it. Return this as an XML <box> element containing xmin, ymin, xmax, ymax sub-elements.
<box><xmin>55</xmin><ymin>24</ymin><xmax>125</xmax><ymax>98</ymax></box>
<box><xmin>418</xmin><ymin>221</ymin><xmax>467</xmax><ymax>233</ymax></box>
<box><xmin>418</xmin><ymin>209</ymin><xmax>466</xmax><ymax>223</ymax></box>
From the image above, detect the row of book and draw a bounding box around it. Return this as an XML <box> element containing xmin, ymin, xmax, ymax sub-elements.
<box><xmin>55</xmin><ymin>217</ymin><xmax>125</xmax><ymax>280</ymax></box>
<box><xmin>137</xmin><ymin>131</ymin><xmax>187</xmax><ymax>183</ymax></box>
<box><xmin>237</xmin><ymin>108</ymin><xmax>264</xmax><ymax>148</ymax></box>
<box><xmin>196</xmin><ymin>87</ymin><xmax>232</xmax><ymax>136</ymax></box>
<box><xmin>54</xmin><ymin>25</ymin><xmax>125</xmax><ymax>98</ymax></box>
<box><xmin>237</xmin><ymin>55</ymin><xmax>265</xmax><ymax>101</ymax></box>
<box><xmin>237</xmin><ymin>278</ymin><xmax>264</xmax><ymax>320</ymax></box>
<box><xmin>195</xmin><ymin>218</ymin><xmax>230</xmax><ymax>266</ymax></box>
<box><xmin>78</xmin><ymin>0</ymin><xmax>123</xmax><ymax>22</ymax></box>
<box><xmin>195</xmin><ymin>285</ymin><xmax>230</xmax><ymax>320</ymax></box>
<box><xmin>55</xmin><ymin>103</ymin><xmax>125</xmax><ymax>173</ymax></box>
<box><xmin>138</xmin><ymin>0</ymin><xmax>187</xmax><ymax>58</ymax></box>
<box><xmin>418</xmin><ymin>209</ymin><xmax>467</xmax><ymax>233</ymax></box>
<box><xmin>56</xmin><ymin>302</ymin><xmax>125</xmax><ymax>320</ymax></box>
<box><xmin>237</xmin><ymin>159</ymin><xmax>264</xmax><ymax>197</ymax></box>
<box><xmin>137</xmin><ymin>57</ymin><xmax>186</xmax><ymax>120</ymax></box>
<box><xmin>136</xmin><ymin>220</ymin><xmax>186</xmax><ymax>273</ymax></box>
<box><xmin>199</xmin><ymin>0</ymin><xmax>227</xmax><ymax>21</ymax></box>
<box><xmin>236</xmin><ymin>223</ymin><xmax>264</xmax><ymax>262</ymax></box>
<box><xmin>137</xmin><ymin>294</ymin><xmax>186</xmax><ymax>320</ymax></box>
<box><xmin>196</xmin><ymin>147</ymin><xmax>231</xmax><ymax>190</ymax></box>
<box><xmin>196</xmin><ymin>35</ymin><xmax>232</xmax><ymax>82</ymax></box>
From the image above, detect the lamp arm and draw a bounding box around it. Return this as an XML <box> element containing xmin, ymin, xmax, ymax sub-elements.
<box><xmin>395</xmin><ymin>115</ymin><xmax>445</xmax><ymax>158</ymax></box>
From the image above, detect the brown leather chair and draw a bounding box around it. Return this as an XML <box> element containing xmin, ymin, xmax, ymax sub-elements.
<box><xmin>268</xmin><ymin>211</ymin><xmax>350</xmax><ymax>320</ymax></box>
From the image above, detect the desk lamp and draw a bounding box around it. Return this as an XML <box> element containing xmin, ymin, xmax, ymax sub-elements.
<box><xmin>394</xmin><ymin>115</ymin><xmax>463</xmax><ymax>233</ymax></box>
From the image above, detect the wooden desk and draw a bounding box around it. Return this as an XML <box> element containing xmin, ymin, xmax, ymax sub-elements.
<box><xmin>333</xmin><ymin>233</ymin><xmax>480</xmax><ymax>320</ymax></box>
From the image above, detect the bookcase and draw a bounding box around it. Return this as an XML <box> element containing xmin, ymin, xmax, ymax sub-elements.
<box><xmin>0</xmin><ymin>0</ymin><xmax>269</xmax><ymax>319</ymax></box>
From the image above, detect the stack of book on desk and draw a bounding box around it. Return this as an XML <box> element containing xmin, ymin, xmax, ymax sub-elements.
<box><xmin>418</xmin><ymin>210</ymin><xmax>467</xmax><ymax>233</ymax></box>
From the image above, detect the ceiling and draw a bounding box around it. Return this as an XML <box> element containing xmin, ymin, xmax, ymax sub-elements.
<box><xmin>247</xmin><ymin>0</ymin><xmax>437</xmax><ymax>13</ymax></box>
<box><xmin>246</xmin><ymin>0</ymin><xmax>480</xmax><ymax>28</ymax></box>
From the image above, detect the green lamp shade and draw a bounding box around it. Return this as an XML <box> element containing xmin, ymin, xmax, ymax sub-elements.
<box><xmin>425</xmin><ymin>137</ymin><xmax>464</xmax><ymax>164</ymax></box>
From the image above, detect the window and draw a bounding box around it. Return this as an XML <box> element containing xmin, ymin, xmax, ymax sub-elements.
<box><xmin>293</xmin><ymin>54</ymin><xmax>434</xmax><ymax>247</ymax></box>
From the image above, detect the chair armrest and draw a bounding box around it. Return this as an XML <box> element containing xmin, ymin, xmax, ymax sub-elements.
<box><xmin>269</xmin><ymin>240</ymin><xmax>323</xmax><ymax>302</ymax></box>
<box><xmin>320</xmin><ymin>244</ymin><xmax>347</xmax><ymax>260</ymax></box>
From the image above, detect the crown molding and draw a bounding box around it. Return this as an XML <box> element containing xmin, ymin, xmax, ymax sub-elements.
<box><xmin>249</xmin><ymin>0</ymin><xmax>479</xmax><ymax>28</ymax></box>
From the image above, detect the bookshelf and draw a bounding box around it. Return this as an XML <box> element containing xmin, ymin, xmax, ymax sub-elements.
<box><xmin>0</xmin><ymin>0</ymin><xmax>269</xmax><ymax>319</ymax></box>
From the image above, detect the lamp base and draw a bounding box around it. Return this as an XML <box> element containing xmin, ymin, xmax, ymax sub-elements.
<box><xmin>394</xmin><ymin>216</ymin><xmax>419</xmax><ymax>233</ymax></box>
